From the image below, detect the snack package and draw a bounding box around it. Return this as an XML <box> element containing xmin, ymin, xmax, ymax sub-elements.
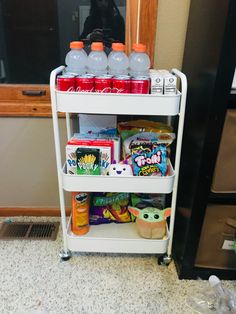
<box><xmin>131</xmin><ymin>144</ymin><xmax>167</xmax><ymax>176</ymax></box>
<box><xmin>76</xmin><ymin>147</ymin><xmax>100</xmax><ymax>175</ymax></box>
<box><xmin>71</xmin><ymin>192</ymin><xmax>90</xmax><ymax>236</ymax></box>
<box><xmin>89</xmin><ymin>192</ymin><xmax>132</xmax><ymax>225</ymax></box>
<box><xmin>123</xmin><ymin>132</ymin><xmax>175</xmax><ymax>159</ymax></box>
<box><xmin>123</xmin><ymin>132</ymin><xmax>174</xmax><ymax>176</ymax></box>
<box><xmin>73</xmin><ymin>133</ymin><xmax>120</xmax><ymax>162</ymax></box>
<box><xmin>118</xmin><ymin>119</ymin><xmax>173</xmax><ymax>142</ymax></box>
<box><xmin>131</xmin><ymin>193</ymin><xmax>165</xmax><ymax>209</ymax></box>
<box><xmin>67</xmin><ymin>144</ymin><xmax>110</xmax><ymax>175</ymax></box>
<box><xmin>66</xmin><ymin>134</ymin><xmax>120</xmax><ymax>175</ymax></box>
<box><xmin>66</xmin><ymin>147</ymin><xmax>77</xmax><ymax>175</ymax></box>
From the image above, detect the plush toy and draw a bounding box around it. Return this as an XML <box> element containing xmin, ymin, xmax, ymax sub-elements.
<box><xmin>128</xmin><ymin>206</ymin><xmax>171</xmax><ymax>239</ymax></box>
<box><xmin>108</xmin><ymin>160</ymin><xmax>133</xmax><ymax>176</ymax></box>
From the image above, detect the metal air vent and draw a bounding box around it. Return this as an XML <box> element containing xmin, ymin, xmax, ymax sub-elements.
<box><xmin>0</xmin><ymin>222</ymin><xmax>59</xmax><ymax>240</ymax></box>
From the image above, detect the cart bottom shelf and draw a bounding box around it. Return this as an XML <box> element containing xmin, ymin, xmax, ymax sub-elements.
<box><xmin>67</xmin><ymin>220</ymin><xmax>169</xmax><ymax>254</ymax></box>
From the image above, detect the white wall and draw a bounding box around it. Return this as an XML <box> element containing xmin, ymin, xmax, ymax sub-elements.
<box><xmin>0</xmin><ymin>117</ymin><xmax>70</xmax><ymax>207</ymax></box>
<box><xmin>154</xmin><ymin>0</ymin><xmax>191</xmax><ymax>70</ymax></box>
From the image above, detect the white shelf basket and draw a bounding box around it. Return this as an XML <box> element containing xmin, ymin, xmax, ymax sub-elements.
<box><xmin>67</xmin><ymin>218</ymin><xmax>169</xmax><ymax>254</ymax></box>
<box><xmin>62</xmin><ymin>163</ymin><xmax>175</xmax><ymax>193</ymax></box>
<box><xmin>56</xmin><ymin>90</ymin><xmax>181</xmax><ymax>116</ymax></box>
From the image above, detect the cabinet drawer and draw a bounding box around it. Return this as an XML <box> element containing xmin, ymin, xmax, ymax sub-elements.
<box><xmin>0</xmin><ymin>85</ymin><xmax>52</xmax><ymax>116</ymax></box>
<box><xmin>0</xmin><ymin>85</ymin><xmax>50</xmax><ymax>101</ymax></box>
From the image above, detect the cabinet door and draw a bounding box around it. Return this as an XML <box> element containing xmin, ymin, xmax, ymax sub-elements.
<box><xmin>195</xmin><ymin>204</ymin><xmax>236</xmax><ymax>270</ymax></box>
<box><xmin>211</xmin><ymin>110</ymin><xmax>236</xmax><ymax>193</ymax></box>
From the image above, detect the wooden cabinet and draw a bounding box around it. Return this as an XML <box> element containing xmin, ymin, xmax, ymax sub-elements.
<box><xmin>0</xmin><ymin>85</ymin><xmax>51</xmax><ymax>116</ymax></box>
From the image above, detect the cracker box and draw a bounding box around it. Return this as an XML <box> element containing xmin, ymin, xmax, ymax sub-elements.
<box><xmin>73</xmin><ymin>133</ymin><xmax>120</xmax><ymax>162</ymax></box>
<box><xmin>66</xmin><ymin>136</ymin><xmax>114</xmax><ymax>175</ymax></box>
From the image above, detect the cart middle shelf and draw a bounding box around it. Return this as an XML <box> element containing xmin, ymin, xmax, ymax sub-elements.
<box><xmin>61</xmin><ymin>162</ymin><xmax>175</xmax><ymax>193</ymax></box>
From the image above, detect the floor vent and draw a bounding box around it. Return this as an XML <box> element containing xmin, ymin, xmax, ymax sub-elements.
<box><xmin>0</xmin><ymin>222</ymin><xmax>59</xmax><ymax>240</ymax></box>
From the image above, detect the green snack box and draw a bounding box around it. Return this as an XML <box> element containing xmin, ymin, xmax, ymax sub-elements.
<box><xmin>76</xmin><ymin>147</ymin><xmax>100</xmax><ymax>175</ymax></box>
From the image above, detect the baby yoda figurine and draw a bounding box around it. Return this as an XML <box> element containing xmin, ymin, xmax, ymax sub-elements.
<box><xmin>128</xmin><ymin>206</ymin><xmax>171</xmax><ymax>239</ymax></box>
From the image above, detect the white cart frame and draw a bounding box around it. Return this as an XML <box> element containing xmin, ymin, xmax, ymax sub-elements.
<box><xmin>50</xmin><ymin>66</ymin><xmax>187</xmax><ymax>262</ymax></box>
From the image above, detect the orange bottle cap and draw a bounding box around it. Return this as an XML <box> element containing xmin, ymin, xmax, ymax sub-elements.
<box><xmin>112</xmin><ymin>43</ymin><xmax>125</xmax><ymax>51</ymax></box>
<box><xmin>91</xmin><ymin>42</ymin><xmax>104</xmax><ymax>51</ymax></box>
<box><xmin>70</xmin><ymin>41</ymin><xmax>84</xmax><ymax>49</ymax></box>
<box><xmin>132</xmin><ymin>43</ymin><xmax>139</xmax><ymax>50</ymax></box>
<box><xmin>133</xmin><ymin>43</ymin><xmax>146</xmax><ymax>52</ymax></box>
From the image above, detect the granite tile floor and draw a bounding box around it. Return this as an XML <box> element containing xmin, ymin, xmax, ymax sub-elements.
<box><xmin>0</xmin><ymin>217</ymin><xmax>235</xmax><ymax>314</ymax></box>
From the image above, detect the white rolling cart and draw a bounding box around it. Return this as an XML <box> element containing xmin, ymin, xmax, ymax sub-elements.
<box><xmin>50</xmin><ymin>66</ymin><xmax>187</xmax><ymax>264</ymax></box>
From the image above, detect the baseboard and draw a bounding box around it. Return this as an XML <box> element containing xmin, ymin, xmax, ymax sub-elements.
<box><xmin>0</xmin><ymin>207</ymin><xmax>71</xmax><ymax>217</ymax></box>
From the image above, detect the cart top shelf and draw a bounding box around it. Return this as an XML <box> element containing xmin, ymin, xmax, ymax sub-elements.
<box><xmin>50</xmin><ymin>66</ymin><xmax>184</xmax><ymax>116</ymax></box>
<box><xmin>55</xmin><ymin>90</ymin><xmax>181</xmax><ymax>116</ymax></box>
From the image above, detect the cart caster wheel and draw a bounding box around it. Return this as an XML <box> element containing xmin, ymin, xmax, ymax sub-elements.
<box><xmin>59</xmin><ymin>249</ymin><xmax>72</xmax><ymax>261</ymax></box>
<box><xmin>158</xmin><ymin>254</ymin><xmax>172</xmax><ymax>266</ymax></box>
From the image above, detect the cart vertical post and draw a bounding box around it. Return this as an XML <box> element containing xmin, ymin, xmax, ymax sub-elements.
<box><xmin>50</xmin><ymin>66</ymin><xmax>72</xmax><ymax>260</ymax></box>
<box><xmin>166</xmin><ymin>69</ymin><xmax>187</xmax><ymax>260</ymax></box>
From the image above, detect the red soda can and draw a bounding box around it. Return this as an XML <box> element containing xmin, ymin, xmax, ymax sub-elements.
<box><xmin>112</xmin><ymin>75</ymin><xmax>131</xmax><ymax>94</ymax></box>
<box><xmin>57</xmin><ymin>75</ymin><xmax>75</xmax><ymax>92</ymax></box>
<box><xmin>75</xmin><ymin>74</ymin><xmax>95</xmax><ymax>92</ymax></box>
<box><xmin>95</xmin><ymin>75</ymin><xmax>113</xmax><ymax>93</ymax></box>
<box><xmin>131</xmin><ymin>76</ymin><xmax>150</xmax><ymax>94</ymax></box>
